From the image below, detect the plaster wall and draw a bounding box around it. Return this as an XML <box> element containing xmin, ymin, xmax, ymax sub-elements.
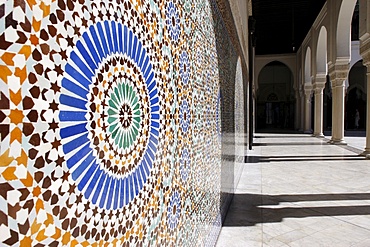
<box><xmin>255</xmin><ymin>54</ymin><xmax>297</xmax><ymax>91</ymax></box>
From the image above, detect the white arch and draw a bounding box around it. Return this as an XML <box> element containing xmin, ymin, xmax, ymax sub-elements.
<box><xmin>316</xmin><ymin>26</ymin><xmax>327</xmax><ymax>74</ymax></box>
<box><xmin>257</xmin><ymin>61</ymin><xmax>294</xmax><ymax>101</ymax></box>
<box><xmin>305</xmin><ymin>47</ymin><xmax>312</xmax><ymax>84</ymax></box>
<box><xmin>234</xmin><ymin>56</ymin><xmax>244</xmax><ymax>188</ymax></box>
<box><xmin>336</xmin><ymin>0</ymin><xmax>357</xmax><ymax>59</ymax></box>
<box><xmin>350</xmin><ymin>58</ymin><xmax>363</xmax><ymax>70</ymax></box>
<box><xmin>235</xmin><ymin>57</ymin><xmax>244</xmax><ymax>137</ymax></box>
<box><xmin>255</xmin><ymin>58</ymin><xmax>296</xmax><ymax>82</ymax></box>
<box><xmin>257</xmin><ymin>60</ymin><xmax>294</xmax><ymax>85</ymax></box>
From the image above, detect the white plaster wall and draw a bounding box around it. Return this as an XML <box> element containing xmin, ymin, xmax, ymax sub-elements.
<box><xmin>229</xmin><ymin>0</ymin><xmax>250</xmax><ymax>64</ymax></box>
<box><xmin>255</xmin><ymin>54</ymin><xmax>297</xmax><ymax>92</ymax></box>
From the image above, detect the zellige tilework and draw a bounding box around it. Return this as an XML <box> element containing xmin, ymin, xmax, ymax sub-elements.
<box><xmin>0</xmin><ymin>0</ymin><xmax>244</xmax><ymax>245</ymax></box>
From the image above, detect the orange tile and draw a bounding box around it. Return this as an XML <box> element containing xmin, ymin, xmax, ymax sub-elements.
<box><xmin>35</xmin><ymin>198</ymin><xmax>44</xmax><ymax>212</ymax></box>
<box><xmin>9</xmin><ymin>110</ymin><xmax>24</xmax><ymax>125</ymax></box>
<box><xmin>36</xmin><ymin>229</ymin><xmax>47</xmax><ymax>242</ymax></box>
<box><xmin>32</xmin><ymin>186</ymin><xmax>41</xmax><ymax>197</ymax></box>
<box><xmin>19</xmin><ymin>45</ymin><xmax>32</xmax><ymax>59</ymax></box>
<box><xmin>15</xmin><ymin>66</ymin><xmax>27</xmax><ymax>84</ymax></box>
<box><xmin>39</xmin><ymin>2</ymin><xmax>51</xmax><ymax>18</ymax></box>
<box><xmin>44</xmin><ymin>213</ymin><xmax>54</xmax><ymax>226</ymax></box>
<box><xmin>21</xmin><ymin>172</ymin><xmax>33</xmax><ymax>187</ymax></box>
<box><xmin>0</xmin><ymin>149</ymin><xmax>14</xmax><ymax>167</ymax></box>
<box><xmin>10</xmin><ymin>127</ymin><xmax>22</xmax><ymax>143</ymax></box>
<box><xmin>62</xmin><ymin>232</ymin><xmax>71</xmax><ymax>245</ymax></box>
<box><xmin>1</xmin><ymin>52</ymin><xmax>15</xmax><ymax>66</ymax></box>
<box><xmin>19</xmin><ymin>236</ymin><xmax>32</xmax><ymax>247</ymax></box>
<box><xmin>29</xmin><ymin>34</ymin><xmax>39</xmax><ymax>45</ymax></box>
<box><xmin>31</xmin><ymin>220</ymin><xmax>41</xmax><ymax>235</ymax></box>
<box><xmin>2</xmin><ymin>167</ymin><xmax>17</xmax><ymax>180</ymax></box>
<box><xmin>0</xmin><ymin>65</ymin><xmax>12</xmax><ymax>83</ymax></box>
<box><xmin>26</xmin><ymin>0</ymin><xmax>36</xmax><ymax>8</ymax></box>
<box><xmin>51</xmin><ymin>227</ymin><xmax>61</xmax><ymax>240</ymax></box>
<box><xmin>32</xmin><ymin>18</ymin><xmax>41</xmax><ymax>32</ymax></box>
<box><xmin>10</xmin><ymin>89</ymin><xmax>22</xmax><ymax>105</ymax></box>
<box><xmin>16</xmin><ymin>149</ymin><xmax>28</xmax><ymax>167</ymax></box>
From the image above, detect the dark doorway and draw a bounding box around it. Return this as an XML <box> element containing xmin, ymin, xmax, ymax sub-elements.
<box><xmin>323</xmin><ymin>75</ymin><xmax>332</xmax><ymax>132</ymax></box>
<box><xmin>256</xmin><ymin>61</ymin><xmax>295</xmax><ymax>131</ymax></box>
<box><xmin>345</xmin><ymin>60</ymin><xmax>366</xmax><ymax>131</ymax></box>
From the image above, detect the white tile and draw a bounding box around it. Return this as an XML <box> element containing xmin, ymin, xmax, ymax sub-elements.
<box><xmin>216</xmin><ymin>226</ymin><xmax>262</xmax><ymax>247</ymax></box>
<box><xmin>352</xmin><ymin>238</ymin><xmax>370</xmax><ymax>247</ymax></box>
<box><xmin>217</xmin><ymin>134</ymin><xmax>370</xmax><ymax>247</ymax></box>
<box><xmin>262</xmin><ymin>233</ymin><xmax>289</xmax><ymax>247</ymax></box>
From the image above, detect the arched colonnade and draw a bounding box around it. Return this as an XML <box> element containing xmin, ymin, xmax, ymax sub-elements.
<box><xmin>255</xmin><ymin>0</ymin><xmax>370</xmax><ymax>155</ymax></box>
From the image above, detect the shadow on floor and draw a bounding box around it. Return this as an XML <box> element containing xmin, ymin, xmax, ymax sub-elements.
<box><xmin>226</xmin><ymin>132</ymin><xmax>370</xmax><ymax>227</ymax></box>
<box><xmin>245</xmin><ymin>154</ymin><xmax>366</xmax><ymax>163</ymax></box>
<box><xmin>254</xmin><ymin>135</ymin><xmax>312</xmax><ymax>139</ymax></box>
<box><xmin>253</xmin><ymin>142</ymin><xmax>330</xmax><ymax>146</ymax></box>
<box><xmin>256</xmin><ymin>129</ymin><xmax>300</xmax><ymax>134</ymax></box>
<box><xmin>223</xmin><ymin>193</ymin><xmax>370</xmax><ymax>226</ymax></box>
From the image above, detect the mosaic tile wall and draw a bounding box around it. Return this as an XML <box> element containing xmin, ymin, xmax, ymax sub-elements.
<box><xmin>0</xmin><ymin>0</ymin><xmax>246</xmax><ymax>245</ymax></box>
<box><xmin>209</xmin><ymin>5</ymin><xmax>245</xmax><ymax>223</ymax></box>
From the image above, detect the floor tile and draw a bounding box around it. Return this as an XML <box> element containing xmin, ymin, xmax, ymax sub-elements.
<box><xmin>217</xmin><ymin>133</ymin><xmax>370</xmax><ymax>247</ymax></box>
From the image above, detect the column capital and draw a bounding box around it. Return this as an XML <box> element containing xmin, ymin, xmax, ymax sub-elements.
<box><xmin>360</xmin><ymin>51</ymin><xmax>370</xmax><ymax>68</ymax></box>
<box><xmin>304</xmin><ymin>84</ymin><xmax>312</xmax><ymax>91</ymax></box>
<box><xmin>361</xmin><ymin>52</ymin><xmax>370</xmax><ymax>69</ymax></box>
<box><xmin>328</xmin><ymin>62</ymin><xmax>349</xmax><ymax>88</ymax></box>
<box><xmin>313</xmin><ymin>73</ymin><xmax>326</xmax><ymax>90</ymax></box>
<box><xmin>314</xmin><ymin>87</ymin><xmax>324</xmax><ymax>95</ymax></box>
<box><xmin>328</xmin><ymin>62</ymin><xmax>349</xmax><ymax>81</ymax></box>
<box><xmin>360</xmin><ymin>37</ymin><xmax>370</xmax><ymax>66</ymax></box>
<box><xmin>304</xmin><ymin>85</ymin><xmax>312</xmax><ymax>99</ymax></box>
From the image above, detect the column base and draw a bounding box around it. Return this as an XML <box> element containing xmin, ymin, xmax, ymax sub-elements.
<box><xmin>361</xmin><ymin>149</ymin><xmax>370</xmax><ymax>158</ymax></box>
<box><xmin>328</xmin><ymin>139</ymin><xmax>347</xmax><ymax>145</ymax></box>
<box><xmin>313</xmin><ymin>133</ymin><xmax>324</xmax><ymax>138</ymax></box>
<box><xmin>361</xmin><ymin>152</ymin><xmax>370</xmax><ymax>159</ymax></box>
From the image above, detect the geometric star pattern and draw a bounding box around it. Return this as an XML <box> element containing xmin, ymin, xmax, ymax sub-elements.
<box><xmin>0</xmin><ymin>0</ymin><xmax>241</xmax><ymax>245</ymax></box>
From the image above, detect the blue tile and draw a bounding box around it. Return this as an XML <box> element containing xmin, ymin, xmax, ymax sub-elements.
<box><xmin>72</xmin><ymin>151</ymin><xmax>94</xmax><ymax>181</ymax></box>
<box><xmin>66</xmin><ymin>142</ymin><xmax>91</xmax><ymax>169</ymax></box>
<box><xmin>60</xmin><ymin>123</ymin><xmax>87</xmax><ymax>138</ymax></box>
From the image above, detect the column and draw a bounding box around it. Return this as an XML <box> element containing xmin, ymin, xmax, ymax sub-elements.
<box><xmin>329</xmin><ymin>62</ymin><xmax>349</xmax><ymax>145</ymax></box>
<box><xmin>359</xmin><ymin>0</ymin><xmax>370</xmax><ymax>156</ymax></box>
<box><xmin>253</xmin><ymin>93</ymin><xmax>256</xmax><ymax>133</ymax></box>
<box><xmin>365</xmin><ymin>65</ymin><xmax>370</xmax><ymax>154</ymax></box>
<box><xmin>333</xmin><ymin>80</ymin><xmax>346</xmax><ymax>143</ymax></box>
<box><xmin>313</xmin><ymin>74</ymin><xmax>326</xmax><ymax>137</ymax></box>
<box><xmin>304</xmin><ymin>85</ymin><xmax>312</xmax><ymax>133</ymax></box>
<box><xmin>300</xmin><ymin>88</ymin><xmax>305</xmax><ymax>131</ymax></box>
<box><xmin>330</xmin><ymin>85</ymin><xmax>337</xmax><ymax>142</ymax></box>
<box><xmin>294</xmin><ymin>89</ymin><xmax>300</xmax><ymax>130</ymax></box>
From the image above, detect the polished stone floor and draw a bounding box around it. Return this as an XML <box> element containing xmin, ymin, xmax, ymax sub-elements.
<box><xmin>216</xmin><ymin>133</ymin><xmax>370</xmax><ymax>247</ymax></box>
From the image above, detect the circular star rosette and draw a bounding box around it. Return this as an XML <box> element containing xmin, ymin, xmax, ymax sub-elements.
<box><xmin>59</xmin><ymin>20</ymin><xmax>160</xmax><ymax>210</ymax></box>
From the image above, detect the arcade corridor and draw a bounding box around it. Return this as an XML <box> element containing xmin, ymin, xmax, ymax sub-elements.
<box><xmin>217</xmin><ymin>133</ymin><xmax>370</xmax><ymax>246</ymax></box>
